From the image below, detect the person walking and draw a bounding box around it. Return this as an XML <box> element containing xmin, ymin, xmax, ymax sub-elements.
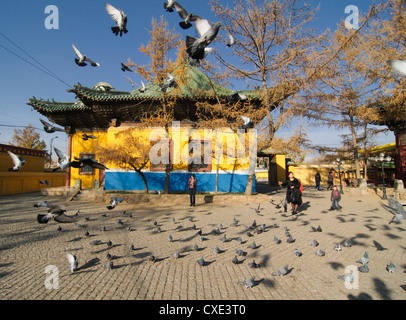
<box><xmin>188</xmin><ymin>174</ymin><xmax>197</xmax><ymax>207</ymax></box>
<box><xmin>327</xmin><ymin>171</ymin><xmax>334</xmax><ymax>191</ymax></box>
<box><xmin>279</xmin><ymin>172</ymin><xmax>302</xmax><ymax>215</ymax></box>
<box><xmin>315</xmin><ymin>171</ymin><xmax>321</xmax><ymax>191</ymax></box>
<box><xmin>330</xmin><ymin>185</ymin><xmax>342</xmax><ymax>211</ymax></box>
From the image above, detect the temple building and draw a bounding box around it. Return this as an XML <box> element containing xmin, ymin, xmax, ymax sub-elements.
<box><xmin>28</xmin><ymin>61</ymin><xmax>278</xmax><ymax>193</ymax></box>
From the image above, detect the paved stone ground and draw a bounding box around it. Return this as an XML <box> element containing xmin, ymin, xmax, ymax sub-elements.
<box><xmin>0</xmin><ymin>186</ymin><xmax>405</xmax><ymax>300</ymax></box>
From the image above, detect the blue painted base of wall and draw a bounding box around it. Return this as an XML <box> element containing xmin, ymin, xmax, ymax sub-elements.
<box><xmin>105</xmin><ymin>171</ymin><xmax>255</xmax><ymax>193</ymax></box>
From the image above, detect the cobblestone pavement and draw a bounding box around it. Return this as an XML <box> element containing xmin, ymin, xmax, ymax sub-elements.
<box><xmin>0</xmin><ymin>187</ymin><xmax>405</xmax><ymax>300</ymax></box>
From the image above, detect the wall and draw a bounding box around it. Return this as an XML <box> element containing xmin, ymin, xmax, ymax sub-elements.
<box><xmin>70</xmin><ymin>125</ymin><xmax>255</xmax><ymax>193</ymax></box>
<box><xmin>0</xmin><ymin>172</ymin><xmax>66</xmax><ymax>196</ymax></box>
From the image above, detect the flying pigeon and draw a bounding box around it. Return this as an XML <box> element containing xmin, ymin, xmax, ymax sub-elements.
<box><xmin>39</xmin><ymin>179</ymin><xmax>50</xmax><ymax>186</ymax></box>
<box><xmin>227</xmin><ymin>92</ymin><xmax>248</xmax><ymax>103</ymax></box>
<box><xmin>251</xmin><ymin>205</ymin><xmax>260</xmax><ymax>214</ymax></box>
<box><xmin>159</xmin><ymin>73</ymin><xmax>177</xmax><ymax>93</ymax></box>
<box><xmin>390</xmin><ymin>59</ymin><xmax>406</xmax><ymax>77</ymax></box>
<box><xmin>74</xmin><ymin>157</ymin><xmax>109</xmax><ymax>170</ymax></box>
<box><xmin>52</xmin><ymin>147</ymin><xmax>80</xmax><ymax>172</ymax></box>
<box><xmin>185</xmin><ymin>16</ymin><xmax>222</xmax><ymax>61</ymax></box>
<box><xmin>37</xmin><ymin>205</ymin><xmax>79</xmax><ymax>224</ymax></box>
<box><xmin>237</xmin><ymin>276</ymin><xmax>256</xmax><ymax>289</ymax></box>
<box><xmin>164</xmin><ymin>0</ymin><xmax>176</xmax><ymax>12</ymax></box>
<box><xmin>356</xmin><ymin>251</ymin><xmax>369</xmax><ymax>266</ymax></box>
<box><xmin>381</xmin><ymin>197</ymin><xmax>406</xmax><ymax>224</ymax></box>
<box><xmin>386</xmin><ymin>261</ymin><xmax>396</xmax><ymax>273</ymax></box>
<box><xmin>121</xmin><ymin>62</ymin><xmax>132</xmax><ymax>72</ymax></box>
<box><xmin>72</xmin><ymin>44</ymin><xmax>100</xmax><ymax>67</ymax></box>
<box><xmin>170</xmin><ymin>1</ymin><xmax>194</xmax><ymax>29</ymax></box>
<box><xmin>226</xmin><ymin>33</ymin><xmax>235</xmax><ymax>47</ymax></box>
<box><xmin>66</xmin><ymin>253</ymin><xmax>78</xmax><ymax>272</ymax></box>
<box><xmin>187</xmin><ymin>47</ymin><xmax>213</xmax><ymax>66</ymax></box>
<box><xmin>107</xmin><ymin>197</ymin><xmax>124</xmax><ymax>210</ymax></box>
<box><xmin>82</xmin><ymin>133</ymin><xmax>97</xmax><ymax>140</ymax></box>
<box><xmin>139</xmin><ymin>81</ymin><xmax>146</xmax><ymax>93</ymax></box>
<box><xmin>7</xmin><ymin>151</ymin><xmax>26</xmax><ymax>172</ymax></box>
<box><xmin>239</xmin><ymin>116</ymin><xmax>253</xmax><ymax>129</ymax></box>
<box><xmin>40</xmin><ymin>119</ymin><xmax>65</xmax><ymax>133</ymax></box>
<box><xmin>315</xmin><ymin>249</ymin><xmax>325</xmax><ymax>257</ymax></box>
<box><xmin>105</xmin><ymin>3</ymin><xmax>128</xmax><ymax>36</ymax></box>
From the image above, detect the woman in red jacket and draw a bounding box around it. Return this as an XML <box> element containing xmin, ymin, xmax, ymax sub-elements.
<box><xmin>188</xmin><ymin>174</ymin><xmax>197</xmax><ymax>207</ymax></box>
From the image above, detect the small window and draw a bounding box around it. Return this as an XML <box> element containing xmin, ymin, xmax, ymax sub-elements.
<box><xmin>188</xmin><ymin>140</ymin><xmax>212</xmax><ymax>172</ymax></box>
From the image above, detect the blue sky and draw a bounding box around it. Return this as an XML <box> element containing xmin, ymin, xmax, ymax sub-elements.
<box><xmin>0</xmin><ymin>0</ymin><xmax>394</xmax><ymax>158</ymax></box>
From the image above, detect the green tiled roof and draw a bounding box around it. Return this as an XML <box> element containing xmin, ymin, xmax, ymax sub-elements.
<box><xmin>27</xmin><ymin>98</ymin><xmax>90</xmax><ymax>113</ymax></box>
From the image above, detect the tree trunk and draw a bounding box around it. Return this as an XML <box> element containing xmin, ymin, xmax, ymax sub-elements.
<box><xmin>350</xmin><ymin>121</ymin><xmax>361</xmax><ymax>179</ymax></box>
<box><xmin>135</xmin><ymin>168</ymin><xmax>149</xmax><ymax>194</ymax></box>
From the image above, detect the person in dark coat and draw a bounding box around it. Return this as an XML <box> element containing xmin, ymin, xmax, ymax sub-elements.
<box><xmin>327</xmin><ymin>171</ymin><xmax>334</xmax><ymax>190</ymax></box>
<box><xmin>279</xmin><ymin>172</ymin><xmax>302</xmax><ymax>215</ymax></box>
<box><xmin>188</xmin><ymin>174</ymin><xmax>197</xmax><ymax>207</ymax></box>
<box><xmin>315</xmin><ymin>171</ymin><xmax>321</xmax><ymax>191</ymax></box>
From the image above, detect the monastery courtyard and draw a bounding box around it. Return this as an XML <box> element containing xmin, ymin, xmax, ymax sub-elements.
<box><xmin>0</xmin><ymin>185</ymin><xmax>405</xmax><ymax>301</ymax></box>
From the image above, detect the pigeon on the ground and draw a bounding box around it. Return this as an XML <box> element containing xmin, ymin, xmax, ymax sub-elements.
<box><xmin>342</xmin><ymin>239</ymin><xmax>352</xmax><ymax>247</ymax></box>
<box><xmin>105</xmin><ymin>3</ymin><xmax>128</xmax><ymax>36</ymax></box>
<box><xmin>149</xmin><ymin>254</ymin><xmax>156</xmax><ymax>263</ymax></box>
<box><xmin>37</xmin><ymin>205</ymin><xmax>78</xmax><ymax>224</ymax></box>
<box><xmin>334</xmin><ymin>244</ymin><xmax>342</xmax><ymax>252</ymax></box>
<box><xmin>168</xmin><ymin>234</ymin><xmax>173</xmax><ymax>242</ymax></box>
<box><xmin>185</xmin><ymin>16</ymin><xmax>222</xmax><ymax>61</ymax></box>
<box><xmin>232</xmin><ymin>255</ymin><xmax>240</xmax><ymax>264</ymax></box>
<box><xmin>174</xmin><ymin>251</ymin><xmax>181</xmax><ymax>259</ymax></box>
<box><xmin>356</xmin><ymin>251</ymin><xmax>369</xmax><ymax>266</ymax></box>
<box><xmin>72</xmin><ymin>44</ymin><xmax>100</xmax><ymax>67</ymax></box>
<box><xmin>235</xmin><ymin>249</ymin><xmax>246</xmax><ymax>256</ymax></box>
<box><xmin>338</xmin><ymin>274</ymin><xmax>354</xmax><ymax>283</ymax></box>
<box><xmin>121</xmin><ymin>62</ymin><xmax>132</xmax><ymax>72</ymax></box>
<box><xmin>231</xmin><ymin>217</ymin><xmax>239</xmax><ymax>227</ymax></box>
<box><xmin>103</xmin><ymin>261</ymin><xmax>114</xmax><ymax>270</ymax></box>
<box><xmin>237</xmin><ymin>276</ymin><xmax>255</xmax><ymax>288</ymax></box>
<box><xmin>106</xmin><ymin>240</ymin><xmax>113</xmax><ymax>248</ymax></box>
<box><xmin>248</xmin><ymin>259</ymin><xmax>259</xmax><ymax>268</ymax></box>
<box><xmin>386</xmin><ymin>261</ymin><xmax>396</xmax><ymax>273</ymax></box>
<box><xmin>315</xmin><ymin>249</ymin><xmax>325</xmax><ymax>257</ymax></box>
<box><xmin>274</xmin><ymin>236</ymin><xmax>281</xmax><ymax>244</ymax></box>
<box><xmin>311</xmin><ymin>225</ymin><xmax>323</xmax><ymax>232</ymax></box>
<box><xmin>220</xmin><ymin>234</ymin><xmax>227</xmax><ymax>242</ymax></box>
<box><xmin>107</xmin><ymin>197</ymin><xmax>124</xmax><ymax>210</ymax></box>
<box><xmin>381</xmin><ymin>197</ymin><xmax>406</xmax><ymax>224</ymax></box>
<box><xmin>90</xmin><ymin>240</ymin><xmax>102</xmax><ymax>245</ymax></box>
<box><xmin>310</xmin><ymin>239</ymin><xmax>319</xmax><ymax>247</ymax></box>
<box><xmin>7</xmin><ymin>151</ymin><xmax>26</xmax><ymax>172</ymax></box>
<box><xmin>40</xmin><ymin>119</ymin><xmax>65</xmax><ymax>133</ymax></box>
<box><xmin>294</xmin><ymin>249</ymin><xmax>302</xmax><ymax>257</ymax></box>
<box><xmin>197</xmin><ymin>256</ymin><xmax>205</xmax><ymax>266</ymax></box>
<box><xmin>358</xmin><ymin>263</ymin><xmax>369</xmax><ymax>273</ymax></box>
<box><xmin>159</xmin><ymin>73</ymin><xmax>177</xmax><ymax>93</ymax></box>
<box><xmin>82</xmin><ymin>133</ymin><xmax>97</xmax><ymax>140</ymax></box>
<box><xmin>286</xmin><ymin>235</ymin><xmax>295</xmax><ymax>243</ymax></box>
<box><xmin>248</xmin><ymin>241</ymin><xmax>258</xmax><ymax>249</ymax></box>
<box><xmin>34</xmin><ymin>200</ymin><xmax>54</xmax><ymax>208</ymax></box>
<box><xmin>272</xmin><ymin>265</ymin><xmax>290</xmax><ymax>276</ymax></box>
<box><xmin>66</xmin><ymin>253</ymin><xmax>78</xmax><ymax>272</ymax></box>
<box><xmin>214</xmin><ymin>246</ymin><xmax>220</xmax><ymax>254</ymax></box>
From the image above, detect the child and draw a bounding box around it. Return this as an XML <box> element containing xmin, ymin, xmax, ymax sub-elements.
<box><xmin>330</xmin><ymin>185</ymin><xmax>342</xmax><ymax>211</ymax></box>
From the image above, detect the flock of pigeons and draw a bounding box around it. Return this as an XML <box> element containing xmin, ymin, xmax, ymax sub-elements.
<box><xmin>70</xmin><ymin>1</ymin><xmax>233</xmax><ymax>93</ymax></box>
<box><xmin>30</xmin><ymin>192</ymin><xmax>405</xmax><ymax>292</ymax></box>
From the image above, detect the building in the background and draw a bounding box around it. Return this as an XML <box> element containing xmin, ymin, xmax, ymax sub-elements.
<box><xmin>28</xmin><ymin>62</ymin><xmax>266</xmax><ymax>193</ymax></box>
